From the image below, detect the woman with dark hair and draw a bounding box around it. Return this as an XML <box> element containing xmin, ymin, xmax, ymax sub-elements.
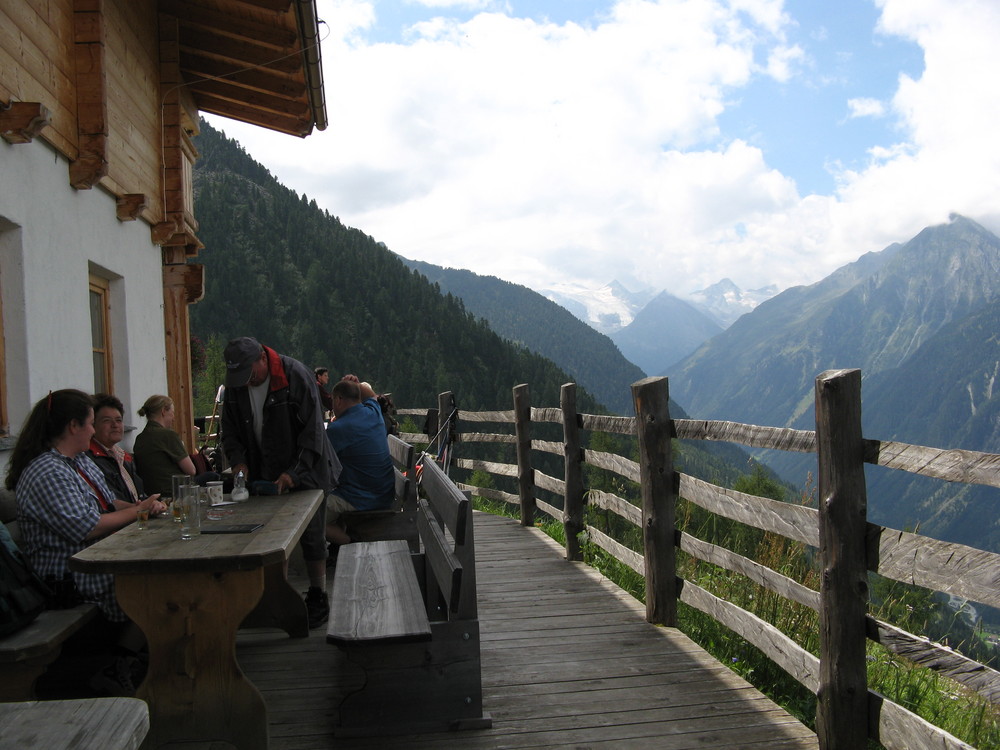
<box><xmin>5</xmin><ymin>388</ymin><xmax>166</xmax><ymax>695</ymax></box>
<box><xmin>88</xmin><ymin>393</ymin><xmax>149</xmax><ymax>505</ymax></box>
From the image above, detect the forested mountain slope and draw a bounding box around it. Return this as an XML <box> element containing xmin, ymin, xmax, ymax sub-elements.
<box><xmin>189</xmin><ymin>121</ymin><xmax>755</xmax><ymax>489</ymax></box>
<box><xmin>189</xmin><ymin>122</ymin><xmax>598</xmax><ymax>413</ymax></box>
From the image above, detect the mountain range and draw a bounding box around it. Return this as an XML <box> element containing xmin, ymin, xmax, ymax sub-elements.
<box><xmin>189</xmin><ymin>120</ymin><xmax>999</xmax><ymax>553</ymax></box>
<box><xmin>541</xmin><ymin>280</ymin><xmax>656</xmax><ymax>334</ymax></box>
<box><xmin>400</xmin><ymin>259</ymin><xmax>645</xmax><ymax>415</ymax></box>
<box><xmin>667</xmin><ymin>214</ymin><xmax>1000</xmax><ymax>551</ymax></box>
<box><xmin>609</xmin><ymin>292</ymin><xmax>723</xmax><ymax>376</ymax></box>
<box><xmin>542</xmin><ymin>277</ymin><xmax>779</xmax><ymax>375</ymax></box>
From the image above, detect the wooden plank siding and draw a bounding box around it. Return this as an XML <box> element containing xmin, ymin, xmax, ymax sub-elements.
<box><xmin>238</xmin><ymin>512</ymin><xmax>818</xmax><ymax>749</ymax></box>
<box><xmin>102</xmin><ymin>0</ymin><xmax>163</xmax><ymax>219</ymax></box>
<box><xmin>0</xmin><ymin>1</ymin><xmax>77</xmax><ymax>157</ymax></box>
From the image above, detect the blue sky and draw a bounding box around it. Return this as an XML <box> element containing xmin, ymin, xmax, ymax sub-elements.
<box><xmin>719</xmin><ymin>0</ymin><xmax>924</xmax><ymax>195</ymax></box>
<box><xmin>207</xmin><ymin>0</ymin><xmax>1000</xmax><ymax>298</ymax></box>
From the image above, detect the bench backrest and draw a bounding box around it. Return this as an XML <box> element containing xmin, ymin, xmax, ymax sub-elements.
<box><xmin>417</xmin><ymin>457</ymin><xmax>477</xmax><ymax>621</ymax></box>
<box><xmin>387</xmin><ymin>434</ymin><xmax>417</xmax><ymax>512</ymax></box>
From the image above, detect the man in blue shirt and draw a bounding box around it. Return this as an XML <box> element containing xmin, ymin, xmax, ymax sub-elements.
<box><xmin>324</xmin><ymin>376</ymin><xmax>395</xmax><ymax>547</ymax></box>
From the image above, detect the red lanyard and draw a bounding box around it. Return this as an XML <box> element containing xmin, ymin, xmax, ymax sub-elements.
<box><xmin>76</xmin><ymin>466</ymin><xmax>114</xmax><ymax>512</ymax></box>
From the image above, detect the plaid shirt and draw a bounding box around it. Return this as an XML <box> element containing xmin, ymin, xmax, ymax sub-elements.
<box><xmin>16</xmin><ymin>449</ymin><xmax>123</xmax><ymax>620</ymax></box>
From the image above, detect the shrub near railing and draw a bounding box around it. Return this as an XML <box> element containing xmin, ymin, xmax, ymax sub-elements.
<box><xmin>398</xmin><ymin>372</ymin><xmax>1000</xmax><ymax>750</ymax></box>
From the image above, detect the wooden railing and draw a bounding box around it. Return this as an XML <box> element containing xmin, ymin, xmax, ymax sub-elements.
<box><xmin>398</xmin><ymin>372</ymin><xmax>1000</xmax><ymax>750</ymax></box>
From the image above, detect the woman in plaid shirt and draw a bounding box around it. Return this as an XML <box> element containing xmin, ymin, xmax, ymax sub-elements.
<box><xmin>5</xmin><ymin>389</ymin><xmax>165</xmax><ymax>695</ymax></box>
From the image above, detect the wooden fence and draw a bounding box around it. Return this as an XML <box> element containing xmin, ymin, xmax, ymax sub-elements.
<box><xmin>398</xmin><ymin>371</ymin><xmax>1000</xmax><ymax>750</ymax></box>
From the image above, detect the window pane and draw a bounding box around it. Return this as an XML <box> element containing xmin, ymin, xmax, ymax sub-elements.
<box><xmin>90</xmin><ymin>289</ymin><xmax>105</xmax><ymax>349</ymax></box>
<box><xmin>93</xmin><ymin>352</ymin><xmax>107</xmax><ymax>394</ymax></box>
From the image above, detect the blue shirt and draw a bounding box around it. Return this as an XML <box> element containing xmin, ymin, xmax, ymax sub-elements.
<box><xmin>325</xmin><ymin>398</ymin><xmax>394</xmax><ymax>511</ymax></box>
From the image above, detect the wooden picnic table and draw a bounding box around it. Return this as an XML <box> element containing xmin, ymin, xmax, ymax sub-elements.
<box><xmin>0</xmin><ymin>697</ymin><xmax>149</xmax><ymax>749</ymax></box>
<box><xmin>69</xmin><ymin>489</ymin><xmax>325</xmax><ymax>750</ymax></box>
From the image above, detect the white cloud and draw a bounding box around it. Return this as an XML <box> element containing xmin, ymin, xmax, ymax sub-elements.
<box><xmin>208</xmin><ymin>0</ymin><xmax>1000</xmax><ymax>299</ymax></box>
<box><xmin>846</xmin><ymin>97</ymin><xmax>885</xmax><ymax>119</ymax></box>
<box><xmin>409</xmin><ymin>0</ymin><xmax>502</xmax><ymax>10</ymax></box>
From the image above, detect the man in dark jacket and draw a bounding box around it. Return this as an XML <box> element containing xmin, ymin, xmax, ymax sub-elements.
<box><xmin>221</xmin><ymin>337</ymin><xmax>341</xmax><ymax>628</ymax></box>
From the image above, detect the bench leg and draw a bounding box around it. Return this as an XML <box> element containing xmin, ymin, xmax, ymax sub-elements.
<box><xmin>116</xmin><ymin>569</ymin><xmax>268</xmax><ymax>750</ymax></box>
<box><xmin>335</xmin><ymin>619</ymin><xmax>491</xmax><ymax>737</ymax></box>
<box><xmin>0</xmin><ymin>653</ymin><xmax>61</xmax><ymax>701</ymax></box>
<box><xmin>241</xmin><ymin>561</ymin><xmax>309</xmax><ymax>638</ymax></box>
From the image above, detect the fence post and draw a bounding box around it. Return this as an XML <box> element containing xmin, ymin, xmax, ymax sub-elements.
<box><xmin>561</xmin><ymin>383</ymin><xmax>584</xmax><ymax>561</ymax></box>
<box><xmin>513</xmin><ymin>383</ymin><xmax>535</xmax><ymax>527</ymax></box>
<box><xmin>815</xmin><ymin>369</ymin><xmax>869</xmax><ymax>750</ymax></box>
<box><xmin>437</xmin><ymin>391</ymin><xmax>455</xmax><ymax>465</ymax></box>
<box><xmin>631</xmin><ymin>376</ymin><xmax>677</xmax><ymax>626</ymax></box>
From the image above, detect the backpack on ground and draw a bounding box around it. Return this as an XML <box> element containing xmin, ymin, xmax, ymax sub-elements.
<box><xmin>0</xmin><ymin>523</ymin><xmax>50</xmax><ymax>637</ymax></box>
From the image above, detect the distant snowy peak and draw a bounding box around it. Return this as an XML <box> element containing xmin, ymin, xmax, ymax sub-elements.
<box><xmin>688</xmin><ymin>278</ymin><xmax>779</xmax><ymax>328</ymax></box>
<box><xmin>542</xmin><ymin>280</ymin><xmax>655</xmax><ymax>334</ymax></box>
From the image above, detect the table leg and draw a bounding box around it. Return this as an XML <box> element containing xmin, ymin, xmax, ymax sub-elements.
<box><xmin>241</xmin><ymin>562</ymin><xmax>309</xmax><ymax>638</ymax></box>
<box><xmin>115</xmin><ymin>569</ymin><xmax>268</xmax><ymax>750</ymax></box>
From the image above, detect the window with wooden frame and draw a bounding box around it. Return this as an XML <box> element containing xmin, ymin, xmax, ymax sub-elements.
<box><xmin>89</xmin><ymin>275</ymin><xmax>114</xmax><ymax>394</ymax></box>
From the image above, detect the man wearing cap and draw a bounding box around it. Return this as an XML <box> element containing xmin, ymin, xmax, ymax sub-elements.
<box><xmin>221</xmin><ymin>336</ymin><xmax>341</xmax><ymax>629</ymax></box>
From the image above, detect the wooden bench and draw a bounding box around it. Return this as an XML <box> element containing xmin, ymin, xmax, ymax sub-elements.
<box><xmin>327</xmin><ymin>454</ymin><xmax>492</xmax><ymax>736</ymax></box>
<box><xmin>0</xmin><ymin>697</ymin><xmax>149</xmax><ymax>749</ymax></box>
<box><xmin>340</xmin><ymin>433</ymin><xmax>420</xmax><ymax>550</ymax></box>
<box><xmin>0</xmin><ymin>488</ymin><xmax>99</xmax><ymax>700</ymax></box>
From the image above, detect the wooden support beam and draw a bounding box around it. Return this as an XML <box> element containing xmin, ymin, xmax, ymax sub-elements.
<box><xmin>163</xmin><ymin>0</ymin><xmax>297</xmax><ymax>48</ymax></box>
<box><xmin>163</xmin><ymin>263</ymin><xmax>205</xmax><ymax>305</ymax></box>
<box><xmin>71</xmin><ymin>0</ymin><xmax>109</xmax><ymax>190</ymax></box>
<box><xmin>233</xmin><ymin>0</ymin><xmax>293</xmax><ymax>14</ymax></box>
<box><xmin>116</xmin><ymin>194</ymin><xmax>147</xmax><ymax>221</ymax></box>
<box><xmin>151</xmin><ymin>220</ymin><xmax>180</xmax><ymax>245</ymax></box>
<box><xmin>0</xmin><ymin>102</ymin><xmax>51</xmax><ymax>144</ymax></box>
<box><xmin>69</xmin><ymin>134</ymin><xmax>108</xmax><ymax>189</ymax></box>
<box><xmin>161</xmin><ymin>264</ymin><xmax>200</xmax><ymax>452</ymax></box>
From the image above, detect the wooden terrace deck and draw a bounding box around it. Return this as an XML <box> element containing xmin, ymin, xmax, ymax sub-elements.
<box><xmin>238</xmin><ymin>512</ymin><xmax>819</xmax><ymax>749</ymax></box>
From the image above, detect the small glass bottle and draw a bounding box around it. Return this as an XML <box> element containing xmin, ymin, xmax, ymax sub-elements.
<box><xmin>231</xmin><ymin>470</ymin><xmax>249</xmax><ymax>502</ymax></box>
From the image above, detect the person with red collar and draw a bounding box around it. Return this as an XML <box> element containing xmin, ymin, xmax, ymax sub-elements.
<box><xmin>88</xmin><ymin>393</ymin><xmax>146</xmax><ymax>504</ymax></box>
<box><xmin>221</xmin><ymin>337</ymin><xmax>341</xmax><ymax>629</ymax></box>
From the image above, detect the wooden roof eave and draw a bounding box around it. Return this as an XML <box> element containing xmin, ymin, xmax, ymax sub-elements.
<box><xmin>163</xmin><ymin>0</ymin><xmax>327</xmax><ymax>137</ymax></box>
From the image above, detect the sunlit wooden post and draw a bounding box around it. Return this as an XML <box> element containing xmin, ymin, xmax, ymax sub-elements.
<box><xmin>561</xmin><ymin>383</ymin><xmax>584</xmax><ymax>561</ymax></box>
<box><xmin>513</xmin><ymin>384</ymin><xmax>535</xmax><ymax>527</ymax></box>
<box><xmin>437</xmin><ymin>391</ymin><xmax>455</xmax><ymax>462</ymax></box>
<box><xmin>815</xmin><ymin>369</ymin><xmax>869</xmax><ymax>750</ymax></box>
<box><xmin>632</xmin><ymin>376</ymin><xmax>677</xmax><ymax>626</ymax></box>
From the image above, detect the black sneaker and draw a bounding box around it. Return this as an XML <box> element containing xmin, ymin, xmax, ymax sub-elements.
<box><xmin>304</xmin><ymin>586</ymin><xmax>329</xmax><ymax>629</ymax></box>
<box><xmin>89</xmin><ymin>654</ymin><xmax>138</xmax><ymax>696</ymax></box>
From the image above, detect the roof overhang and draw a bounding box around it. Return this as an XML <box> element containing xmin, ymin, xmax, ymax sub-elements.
<box><xmin>160</xmin><ymin>0</ymin><xmax>328</xmax><ymax>137</ymax></box>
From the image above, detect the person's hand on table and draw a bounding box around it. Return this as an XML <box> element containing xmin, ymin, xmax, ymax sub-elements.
<box><xmin>275</xmin><ymin>473</ymin><xmax>295</xmax><ymax>493</ymax></box>
<box><xmin>139</xmin><ymin>494</ymin><xmax>167</xmax><ymax>516</ymax></box>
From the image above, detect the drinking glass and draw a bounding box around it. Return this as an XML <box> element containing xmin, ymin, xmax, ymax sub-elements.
<box><xmin>179</xmin><ymin>485</ymin><xmax>201</xmax><ymax>539</ymax></box>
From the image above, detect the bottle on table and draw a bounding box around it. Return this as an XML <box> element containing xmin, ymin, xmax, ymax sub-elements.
<box><xmin>231</xmin><ymin>470</ymin><xmax>250</xmax><ymax>502</ymax></box>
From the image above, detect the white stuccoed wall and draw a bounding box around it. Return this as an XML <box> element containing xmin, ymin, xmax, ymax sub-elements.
<box><xmin>0</xmin><ymin>137</ymin><xmax>170</xmax><ymax>474</ymax></box>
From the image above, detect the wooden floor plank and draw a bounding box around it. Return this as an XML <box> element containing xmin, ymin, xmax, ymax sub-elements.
<box><xmin>237</xmin><ymin>511</ymin><xmax>818</xmax><ymax>749</ymax></box>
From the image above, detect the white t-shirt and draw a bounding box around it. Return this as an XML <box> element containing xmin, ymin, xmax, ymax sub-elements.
<box><xmin>248</xmin><ymin>374</ymin><xmax>270</xmax><ymax>449</ymax></box>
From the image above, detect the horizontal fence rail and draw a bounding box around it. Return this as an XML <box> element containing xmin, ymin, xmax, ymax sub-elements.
<box><xmin>405</xmin><ymin>376</ymin><xmax>1000</xmax><ymax>750</ymax></box>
